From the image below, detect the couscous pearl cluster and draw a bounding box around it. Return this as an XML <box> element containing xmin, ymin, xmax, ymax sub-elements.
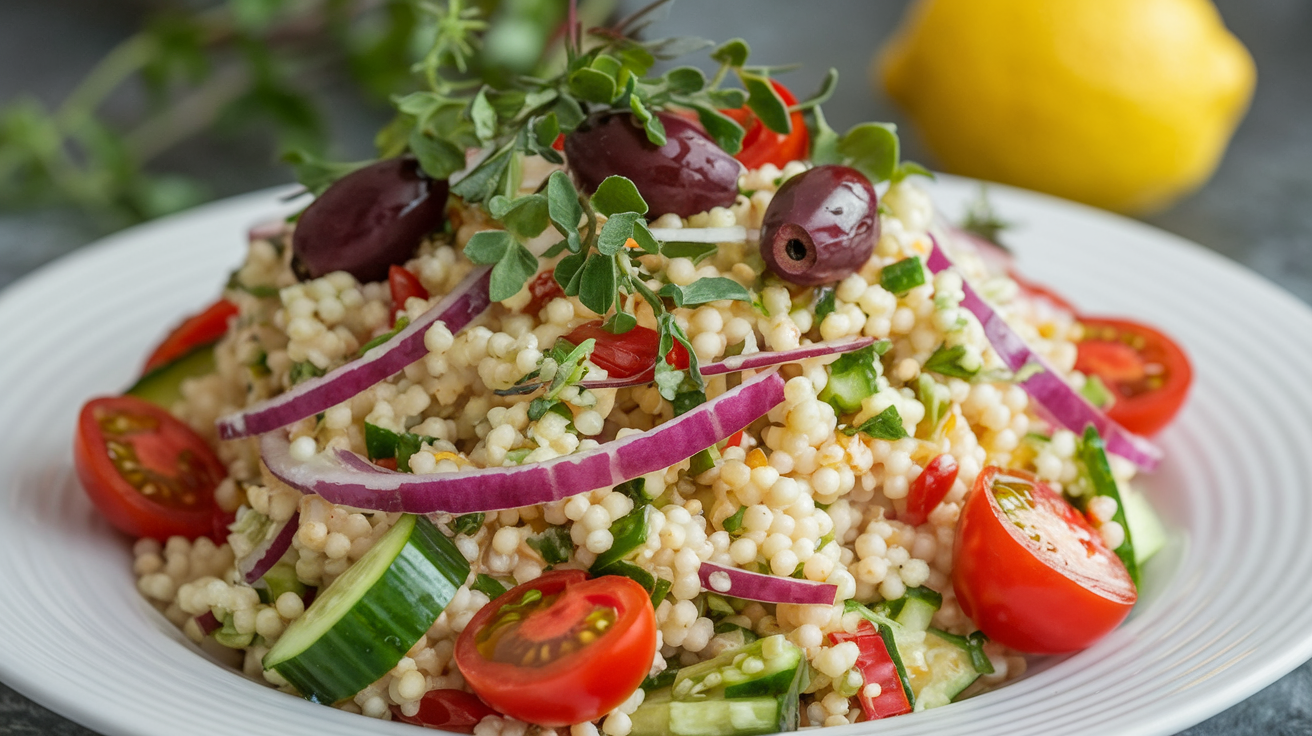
<box><xmin>131</xmin><ymin>157</ymin><xmax>1134</xmax><ymax>731</ymax></box>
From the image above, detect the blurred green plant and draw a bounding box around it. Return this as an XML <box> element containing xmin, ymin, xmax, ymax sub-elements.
<box><xmin>0</xmin><ymin>0</ymin><xmax>612</xmax><ymax>229</ymax></box>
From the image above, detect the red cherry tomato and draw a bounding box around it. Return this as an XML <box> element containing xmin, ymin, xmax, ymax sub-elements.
<box><xmin>899</xmin><ymin>453</ymin><xmax>959</xmax><ymax>527</ymax></box>
<box><xmin>455</xmin><ymin>570</ymin><xmax>657</xmax><ymax>727</ymax></box>
<box><xmin>1075</xmin><ymin>317</ymin><xmax>1192</xmax><ymax>436</ymax></box>
<box><xmin>563</xmin><ymin>320</ymin><xmax>687</xmax><ymax>379</ymax></box>
<box><xmin>721</xmin><ymin>80</ymin><xmax>809</xmax><ymax>170</ymax></box>
<box><xmin>394</xmin><ymin>689</ymin><xmax>499</xmax><ymax>733</ymax></box>
<box><xmin>142</xmin><ymin>300</ymin><xmax>238</xmax><ymax>374</ymax></box>
<box><xmin>952</xmin><ymin>467</ymin><xmax>1136</xmax><ymax>654</ymax></box>
<box><xmin>523</xmin><ymin>270</ymin><xmax>565</xmax><ymax>316</ymax></box>
<box><xmin>74</xmin><ymin>396</ymin><xmax>227</xmax><ymax>540</ymax></box>
<box><xmin>388</xmin><ymin>264</ymin><xmax>429</xmax><ymax>313</ymax></box>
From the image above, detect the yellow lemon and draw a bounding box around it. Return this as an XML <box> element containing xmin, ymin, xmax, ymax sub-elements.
<box><xmin>879</xmin><ymin>0</ymin><xmax>1255</xmax><ymax>213</ymax></box>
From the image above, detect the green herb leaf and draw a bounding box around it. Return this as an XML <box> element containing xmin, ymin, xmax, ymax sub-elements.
<box><xmin>603</xmin><ymin>310</ymin><xmax>638</xmax><ymax>334</ymax></box>
<box><xmin>649</xmin><ymin>578</ymin><xmax>673</xmax><ymax>607</ymax></box>
<box><xmin>807</xmin><ymin>105</ymin><xmax>841</xmax><ymax>166</ymax></box>
<box><xmin>527</xmin><ymin>526</ymin><xmax>573</xmax><ymax>565</ymax></box>
<box><xmin>533</xmin><ymin>113</ymin><xmax>560</xmax><ymax>149</ymax></box>
<box><xmin>630</xmin><ymin>220</ymin><xmax>661</xmax><ymax>254</ymax></box>
<box><xmin>568</xmin><ymin>67</ymin><xmax>617</xmax><ymax>104</ymax></box>
<box><xmin>837</xmin><ymin>122</ymin><xmax>900</xmax><ymax>184</ymax></box>
<box><xmin>793</xmin><ymin>68</ymin><xmax>839</xmax><ymax>112</ymax></box>
<box><xmin>892</xmin><ymin>160</ymin><xmax>934</xmax><ymax>183</ymax></box>
<box><xmin>924</xmin><ymin>344</ymin><xmax>980</xmax><ymax>380</ymax></box>
<box><xmin>658</xmin><ymin>277</ymin><xmax>751</xmax><ymax>307</ymax></box>
<box><xmin>450</xmin><ymin>145</ymin><xmax>512</xmax><ymax>204</ymax></box>
<box><xmin>545</xmin><ymin>337</ymin><xmax>594</xmax><ymax>401</ymax></box>
<box><xmin>282</xmin><ymin>150</ymin><xmax>368</xmax><ymax>197</ymax></box>
<box><xmin>359</xmin><ymin>315</ymin><xmax>410</xmax><ymax>355</ymax></box>
<box><xmin>408</xmin><ymin>130</ymin><xmax>466</xmax><ymax>180</ymax></box>
<box><xmin>472</xmin><ymin>574</ymin><xmax>507</xmax><ymax>598</ymax></box>
<box><xmin>672</xmin><ymin>390</ymin><xmax>707</xmax><ymax>416</ymax></box>
<box><xmin>630</xmin><ymin>94</ymin><xmax>666</xmax><ymax>146</ymax></box>
<box><xmin>664</xmin><ymin>66</ymin><xmax>706</xmax><ymax>94</ymax></box>
<box><xmin>451</xmin><ymin>513</ymin><xmax>485</xmax><ymax>536</ymax></box>
<box><xmin>690</xmin><ymin>105</ymin><xmax>744</xmax><ymax>155</ymax></box>
<box><xmin>490</xmin><ymin>242</ymin><xmax>539</xmax><ymax>302</ymax></box>
<box><xmin>880</xmin><ymin>256</ymin><xmax>927</xmax><ymax>295</ymax></box>
<box><xmin>722</xmin><ymin>506</ymin><xmax>746</xmax><ymax>533</ymax></box>
<box><xmin>546</xmin><ymin>170</ymin><xmax>584</xmax><ymax>253</ymax></box>
<box><xmin>598</xmin><ymin>213</ymin><xmax>641</xmax><ymax>255</ymax></box>
<box><xmin>711</xmin><ymin>38</ymin><xmax>750</xmax><ymax>67</ymax></box>
<box><xmin>740</xmin><ymin>72</ymin><xmax>791</xmax><ymax>134</ymax></box>
<box><xmin>660</xmin><ymin>241</ymin><xmax>718</xmax><ymax>264</ymax></box>
<box><xmin>578</xmin><ymin>254</ymin><xmax>617</xmax><ymax>315</ymax></box>
<box><xmin>289</xmin><ymin>360</ymin><xmax>324</xmax><ymax>385</ymax></box>
<box><xmin>469</xmin><ymin>87</ymin><xmax>496</xmax><ymax>142</ymax></box>
<box><xmin>853</xmin><ymin>405</ymin><xmax>908</xmax><ymax>440</ymax></box>
<box><xmin>364</xmin><ymin>422</ymin><xmax>398</xmax><ymax>460</ymax></box>
<box><xmin>556</xmin><ymin>251</ymin><xmax>588</xmax><ymax>295</ymax></box>
<box><xmin>591</xmin><ymin>176</ymin><xmax>648</xmax><ymax>217</ymax></box>
<box><xmin>488</xmin><ymin>194</ymin><xmax>550</xmax><ymax>239</ymax></box>
<box><xmin>463</xmin><ymin>229</ymin><xmax>513</xmax><ymax>265</ymax></box>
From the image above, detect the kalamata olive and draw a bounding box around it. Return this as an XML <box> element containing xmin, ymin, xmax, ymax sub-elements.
<box><xmin>565</xmin><ymin>112</ymin><xmax>742</xmax><ymax>219</ymax></box>
<box><xmin>292</xmin><ymin>157</ymin><xmax>448</xmax><ymax>284</ymax></box>
<box><xmin>759</xmin><ymin>165</ymin><xmax>879</xmax><ymax>286</ymax></box>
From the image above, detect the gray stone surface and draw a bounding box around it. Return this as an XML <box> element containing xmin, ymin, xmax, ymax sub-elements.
<box><xmin>1</xmin><ymin>0</ymin><xmax>1309</xmax><ymax>734</ymax></box>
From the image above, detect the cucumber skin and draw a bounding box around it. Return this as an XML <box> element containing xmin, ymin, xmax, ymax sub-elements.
<box><xmin>266</xmin><ymin>516</ymin><xmax>469</xmax><ymax>704</ymax></box>
<box><xmin>126</xmin><ymin>346</ymin><xmax>216</xmax><ymax>408</ymax></box>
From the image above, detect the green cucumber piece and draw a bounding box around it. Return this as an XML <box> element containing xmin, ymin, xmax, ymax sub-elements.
<box><xmin>909</xmin><ymin>630</ymin><xmax>980</xmax><ymax>710</ymax></box>
<box><xmin>126</xmin><ymin>345</ymin><xmax>216</xmax><ymax>407</ymax></box>
<box><xmin>673</xmin><ymin>635</ymin><xmax>803</xmax><ymax>700</ymax></box>
<box><xmin>633</xmin><ymin>689</ymin><xmax>798</xmax><ymax>736</ymax></box>
<box><xmin>819</xmin><ymin>370</ymin><xmax>876</xmax><ymax>415</ymax></box>
<box><xmin>1123</xmin><ymin>486</ymin><xmax>1167</xmax><ymax>566</ymax></box>
<box><xmin>255</xmin><ymin>560</ymin><xmax>307</xmax><ymax>603</ymax></box>
<box><xmin>263</xmin><ymin>514</ymin><xmax>468</xmax><ymax>703</ymax></box>
<box><xmin>893</xmin><ymin>587</ymin><xmax>942</xmax><ymax>632</ymax></box>
<box><xmin>214</xmin><ymin>612</ymin><xmax>255</xmax><ymax>649</ymax></box>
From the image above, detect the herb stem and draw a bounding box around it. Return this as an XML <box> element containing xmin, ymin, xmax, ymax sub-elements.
<box><xmin>123</xmin><ymin>64</ymin><xmax>252</xmax><ymax>164</ymax></box>
<box><xmin>55</xmin><ymin>34</ymin><xmax>157</xmax><ymax>130</ymax></box>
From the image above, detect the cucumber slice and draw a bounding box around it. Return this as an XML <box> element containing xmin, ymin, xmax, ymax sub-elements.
<box><xmin>1123</xmin><ymin>486</ymin><xmax>1167</xmax><ymax>566</ymax></box>
<box><xmin>126</xmin><ymin>345</ymin><xmax>216</xmax><ymax>408</ymax></box>
<box><xmin>893</xmin><ymin>587</ymin><xmax>942</xmax><ymax>632</ymax></box>
<box><xmin>907</xmin><ymin>631</ymin><xmax>979</xmax><ymax>710</ymax></box>
<box><xmin>255</xmin><ymin>560</ymin><xmax>307</xmax><ymax>604</ymax></box>
<box><xmin>632</xmin><ymin>689</ymin><xmax>797</xmax><ymax>736</ymax></box>
<box><xmin>263</xmin><ymin>514</ymin><xmax>468</xmax><ymax>703</ymax></box>
<box><xmin>590</xmin><ymin>504</ymin><xmax>651</xmax><ymax>571</ymax></box>
<box><xmin>673</xmin><ymin>635</ymin><xmax>803</xmax><ymax>700</ymax></box>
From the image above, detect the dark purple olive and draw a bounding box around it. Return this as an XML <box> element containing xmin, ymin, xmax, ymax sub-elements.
<box><xmin>565</xmin><ymin>112</ymin><xmax>742</xmax><ymax>219</ymax></box>
<box><xmin>292</xmin><ymin>157</ymin><xmax>449</xmax><ymax>284</ymax></box>
<box><xmin>759</xmin><ymin>165</ymin><xmax>879</xmax><ymax>286</ymax></box>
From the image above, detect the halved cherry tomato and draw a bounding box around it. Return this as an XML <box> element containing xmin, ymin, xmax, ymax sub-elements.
<box><xmin>899</xmin><ymin>453</ymin><xmax>959</xmax><ymax>527</ymax></box>
<box><xmin>455</xmin><ymin>570</ymin><xmax>657</xmax><ymax>727</ymax></box>
<box><xmin>142</xmin><ymin>300</ymin><xmax>238</xmax><ymax>374</ymax></box>
<box><xmin>389</xmin><ymin>264</ymin><xmax>429</xmax><ymax>313</ymax></box>
<box><xmin>74</xmin><ymin>396</ymin><xmax>227</xmax><ymax>540</ymax></box>
<box><xmin>394</xmin><ymin>689</ymin><xmax>499</xmax><ymax>734</ymax></box>
<box><xmin>523</xmin><ymin>270</ymin><xmax>565</xmax><ymax>316</ymax></box>
<box><xmin>952</xmin><ymin>467</ymin><xmax>1135</xmax><ymax>654</ymax></box>
<box><xmin>721</xmin><ymin>80</ymin><xmax>809</xmax><ymax>170</ymax></box>
<box><xmin>563</xmin><ymin>320</ymin><xmax>688</xmax><ymax>379</ymax></box>
<box><xmin>1075</xmin><ymin>317</ymin><xmax>1192</xmax><ymax>436</ymax></box>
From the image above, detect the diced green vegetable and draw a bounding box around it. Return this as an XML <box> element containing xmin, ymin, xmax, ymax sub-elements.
<box><xmin>472</xmin><ymin>574</ymin><xmax>508</xmax><ymax>599</ymax></box>
<box><xmin>450</xmin><ymin>513</ymin><xmax>485</xmax><ymax>536</ymax></box>
<box><xmin>880</xmin><ymin>256</ymin><xmax>926</xmax><ymax>295</ymax></box>
<box><xmin>819</xmin><ymin>342</ymin><xmax>890</xmax><ymax>414</ymax></box>
<box><xmin>126</xmin><ymin>346</ymin><xmax>217</xmax><ymax>408</ymax></box>
<box><xmin>923</xmin><ymin>344</ymin><xmax>979</xmax><ymax>380</ymax></box>
<box><xmin>1123</xmin><ymin>486</ymin><xmax>1168</xmax><ymax>566</ymax></box>
<box><xmin>590</xmin><ymin>505</ymin><xmax>650</xmax><ymax>571</ymax></box>
<box><xmin>527</xmin><ymin>526</ymin><xmax>573</xmax><ymax>565</ymax></box>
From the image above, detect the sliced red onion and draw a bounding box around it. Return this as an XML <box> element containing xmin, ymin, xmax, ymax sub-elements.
<box><xmin>236</xmin><ymin>511</ymin><xmax>300</xmax><ymax>584</ymax></box>
<box><xmin>260</xmin><ymin>369</ymin><xmax>786</xmax><ymax>513</ymax></box>
<box><xmin>699</xmin><ymin>562</ymin><xmax>837</xmax><ymax>606</ymax></box>
<box><xmin>647</xmin><ymin>226</ymin><xmax>749</xmax><ymax>243</ymax></box>
<box><xmin>195</xmin><ymin>610</ymin><xmax>222</xmax><ymax>635</ymax></box>
<box><xmin>216</xmin><ymin>267</ymin><xmax>492</xmax><ymax>439</ymax></box>
<box><xmin>507</xmin><ymin>337</ymin><xmax>877</xmax><ymax>394</ymax></box>
<box><xmin>926</xmin><ymin>237</ymin><xmax>1162</xmax><ymax>470</ymax></box>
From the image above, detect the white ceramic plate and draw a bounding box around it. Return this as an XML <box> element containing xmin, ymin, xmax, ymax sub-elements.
<box><xmin>3</xmin><ymin>176</ymin><xmax>1312</xmax><ymax>736</ymax></box>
